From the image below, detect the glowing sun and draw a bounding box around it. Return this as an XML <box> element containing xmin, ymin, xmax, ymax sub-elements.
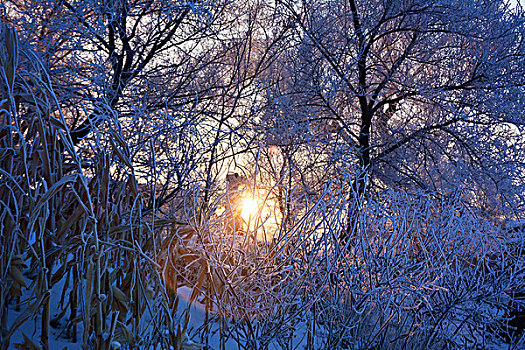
<box><xmin>241</xmin><ymin>197</ymin><xmax>259</xmax><ymax>223</ymax></box>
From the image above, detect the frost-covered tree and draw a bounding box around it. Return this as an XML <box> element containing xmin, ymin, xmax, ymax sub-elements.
<box><xmin>274</xmin><ymin>0</ymin><xmax>525</xmax><ymax>237</ymax></box>
<box><xmin>4</xmin><ymin>0</ymin><xmax>285</xmax><ymax>213</ymax></box>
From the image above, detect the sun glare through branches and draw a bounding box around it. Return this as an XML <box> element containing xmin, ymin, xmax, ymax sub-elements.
<box><xmin>1</xmin><ymin>0</ymin><xmax>525</xmax><ymax>348</ymax></box>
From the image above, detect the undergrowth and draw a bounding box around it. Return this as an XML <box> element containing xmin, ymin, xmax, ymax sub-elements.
<box><xmin>1</xmin><ymin>23</ymin><xmax>524</xmax><ymax>350</ymax></box>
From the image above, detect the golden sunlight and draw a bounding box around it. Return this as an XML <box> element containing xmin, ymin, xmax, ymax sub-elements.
<box><xmin>240</xmin><ymin>196</ymin><xmax>259</xmax><ymax>223</ymax></box>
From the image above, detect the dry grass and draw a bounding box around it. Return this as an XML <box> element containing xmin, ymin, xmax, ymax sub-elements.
<box><xmin>0</xmin><ymin>23</ymin><xmax>180</xmax><ymax>349</ymax></box>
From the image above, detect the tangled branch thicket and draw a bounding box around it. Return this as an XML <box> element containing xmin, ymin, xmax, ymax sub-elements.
<box><xmin>1</xmin><ymin>18</ymin><xmax>524</xmax><ymax>350</ymax></box>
